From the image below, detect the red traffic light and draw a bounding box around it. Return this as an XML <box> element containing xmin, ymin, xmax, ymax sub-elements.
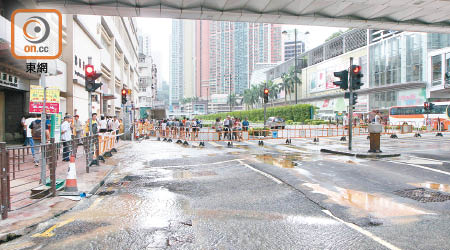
<box><xmin>85</xmin><ymin>64</ymin><xmax>95</xmax><ymax>77</ymax></box>
<box><xmin>264</xmin><ymin>88</ymin><xmax>269</xmax><ymax>95</ymax></box>
<box><xmin>121</xmin><ymin>89</ymin><xmax>127</xmax><ymax>95</ymax></box>
<box><xmin>352</xmin><ymin>65</ymin><xmax>361</xmax><ymax>74</ymax></box>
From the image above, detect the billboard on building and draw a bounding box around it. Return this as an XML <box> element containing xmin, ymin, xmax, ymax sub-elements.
<box><xmin>398</xmin><ymin>88</ymin><xmax>426</xmax><ymax>106</ymax></box>
<box><xmin>308</xmin><ymin>56</ymin><xmax>366</xmax><ymax>93</ymax></box>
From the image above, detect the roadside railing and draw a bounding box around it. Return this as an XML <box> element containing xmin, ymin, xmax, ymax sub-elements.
<box><xmin>0</xmin><ymin>132</ymin><xmax>122</xmax><ymax>220</ymax></box>
<box><xmin>138</xmin><ymin>122</ymin><xmax>448</xmax><ymax>145</ymax></box>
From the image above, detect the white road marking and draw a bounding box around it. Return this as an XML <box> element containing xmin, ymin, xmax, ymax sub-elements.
<box><xmin>408</xmin><ymin>155</ymin><xmax>450</xmax><ymax>164</ymax></box>
<box><xmin>322</xmin><ymin>209</ymin><xmax>401</xmax><ymax>250</ymax></box>
<box><xmin>384</xmin><ymin>160</ymin><xmax>450</xmax><ymax>176</ymax></box>
<box><xmin>237</xmin><ymin>160</ymin><xmax>283</xmax><ymax>184</ymax></box>
<box><xmin>238</xmin><ymin>158</ymin><xmax>401</xmax><ymax>250</ymax></box>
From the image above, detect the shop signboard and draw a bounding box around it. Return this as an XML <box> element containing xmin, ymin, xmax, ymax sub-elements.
<box><xmin>29</xmin><ymin>85</ymin><xmax>60</xmax><ymax>113</ymax></box>
<box><xmin>50</xmin><ymin>112</ymin><xmax>62</xmax><ymax>142</ymax></box>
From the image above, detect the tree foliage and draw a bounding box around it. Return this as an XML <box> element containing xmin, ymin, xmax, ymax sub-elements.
<box><xmin>196</xmin><ymin>104</ymin><xmax>315</xmax><ymax>122</ymax></box>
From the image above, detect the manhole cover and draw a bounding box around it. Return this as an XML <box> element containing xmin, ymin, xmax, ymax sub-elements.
<box><xmin>97</xmin><ymin>191</ymin><xmax>115</xmax><ymax>196</ymax></box>
<box><xmin>394</xmin><ymin>188</ymin><xmax>450</xmax><ymax>203</ymax></box>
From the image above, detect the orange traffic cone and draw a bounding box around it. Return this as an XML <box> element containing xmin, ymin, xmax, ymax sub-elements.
<box><xmin>64</xmin><ymin>156</ymin><xmax>78</xmax><ymax>193</ymax></box>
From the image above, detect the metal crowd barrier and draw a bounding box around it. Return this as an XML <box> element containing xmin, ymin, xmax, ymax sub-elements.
<box><xmin>138</xmin><ymin>122</ymin><xmax>448</xmax><ymax>146</ymax></box>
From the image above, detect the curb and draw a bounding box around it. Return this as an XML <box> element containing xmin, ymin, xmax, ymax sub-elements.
<box><xmin>88</xmin><ymin>165</ymin><xmax>117</xmax><ymax>195</ymax></box>
<box><xmin>0</xmin><ymin>164</ymin><xmax>118</xmax><ymax>244</ymax></box>
<box><xmin>320</xmin><ymin>148</ymin><xmax>401</xmax><ymax>158</ymax></box>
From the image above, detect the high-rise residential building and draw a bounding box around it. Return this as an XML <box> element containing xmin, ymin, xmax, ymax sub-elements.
<box><xmin>138</xmin><ymin>35</ymin><xmax>151</xmax><ymax>56</ymax></box>
<box><xmin>169</xmin><ymin>19</ymin><xmax>184</xmax><ymax>106</ymax></box>
<box><xmin>183</xmin><ymin>20</ymin><xmax>195</xmax><ymax>99</ymax></box>
<box><xmin>137</xmin><ymin>34</ymin><xmax>158</xmax><ymax>113</ymax></box>
<box><xmin>197</xmin><ymin>21</ymin><xmax>281</xmax><ymax>99</ymax></box>
<box><xmin>195</xmin><ymin>20</ymin><xmax>210</xmax><ymax>100</ymax></box>
<box><xmin>172</xmin><ymin>20</ymin><xmax>282</xmax><ymax>110</ymax></box>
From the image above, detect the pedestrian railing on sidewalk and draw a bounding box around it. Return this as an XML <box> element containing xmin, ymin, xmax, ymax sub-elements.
<box><xmin>0</xmin><ymin>132</ymin><xmax>122</xmax><ymax>220</ymax></box>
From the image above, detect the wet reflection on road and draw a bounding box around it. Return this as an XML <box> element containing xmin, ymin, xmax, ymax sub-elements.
<box><xmin>303</xmin><ymin>183</ymin><xmax>433</xmax><ymax>219</ymax></box>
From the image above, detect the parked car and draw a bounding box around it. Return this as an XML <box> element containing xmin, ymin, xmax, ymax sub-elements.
<box><xmin>266</xmin><ymin>117</ymin><xmax>286</xmax><ymax>129</ymax></box>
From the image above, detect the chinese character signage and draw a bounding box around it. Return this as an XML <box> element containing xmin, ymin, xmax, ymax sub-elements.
<box><xmin>29</xmin><ymin>85</ymin><xmax>60</xmax><ymax>113</ymax></box>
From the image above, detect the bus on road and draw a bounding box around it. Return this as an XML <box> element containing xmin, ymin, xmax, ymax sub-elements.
<box><xmin>389</xmin><ymin>102</ymin><xmax>450</xmax><ymax>130</ymax></box>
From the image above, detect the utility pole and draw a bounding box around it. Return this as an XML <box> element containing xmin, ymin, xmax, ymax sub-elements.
<box><xmin>348</xmin><ymin>57</ymin><xmax>353</xmax><ymax>151</ymax></box>
<box><xmin>40</xmin><ymin>73</ymin><xmax>46</xmax><ymax>184</ymax></box>
<box><xmin>264</xmin><ymin>82</ymin><xmax>267</xmax><ymax>126</ymax></box>
<box><xmin>294</xmin><ymin>28</ymin><xmax>298</xmax><ymax>105</ymax></box>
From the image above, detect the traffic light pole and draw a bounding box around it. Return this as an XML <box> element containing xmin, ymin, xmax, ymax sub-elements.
<box><xmin>264</xmin><ymin>81</ymin><xmax>267</xmax><ymax>127</ymax></box>
<box><xmin>348</xmin><ymin>57</ymin><xmax>353</xmax><ymax>151</ymax></box>
<box><xmin>88</xmin><ymin>57</ymin><xmax>93</xmax><ymax>137</ymax></box>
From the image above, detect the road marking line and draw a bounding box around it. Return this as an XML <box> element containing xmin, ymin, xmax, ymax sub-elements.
<box><xmin>384</xmin><ymin>160</ymin><xmax>450</xmax><ymax>176</ymax></box>
<box><xmin>322</xmin><ymin>210</ymin><xmax>401</xmax><ymax>250</ymax></box>
<box><xmin>407</xmin><ymin>155</ymin><xmax>446</xmax><ymax>164</ymax></box>
<box><xmin>32</xmin><ymin>218</ymin><xmax>75</xmax><ymax>238</ymax></box>
<box><xmin>237</xmin><ymin>160</ymin><xmax>282</xmax><ymax>184</ymax></box>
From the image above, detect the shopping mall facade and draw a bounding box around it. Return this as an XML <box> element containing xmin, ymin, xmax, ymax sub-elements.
<box><xmin>266</xmin><ymin>29</ymin><xmax>450</xmax><ymax>121</ymax></box>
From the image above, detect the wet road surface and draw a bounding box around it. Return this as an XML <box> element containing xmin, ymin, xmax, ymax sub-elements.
<box><xmin>3</xmin><ymin>133</ymin><xmax>450</xmax><ymax>249</ymax></box>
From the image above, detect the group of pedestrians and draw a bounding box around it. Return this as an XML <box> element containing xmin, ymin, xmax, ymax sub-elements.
<box><xmin>21</xmin><ymin>113</ymin><xmax>125</xmax><ymax>166</ymax></box>
<box><xmin>213</xmin><ymin>116</ymin><xmax>249</xmax><ymax>140</ymax></box>
<box><xmin>157</xmin><ymin>118</ymin><xmax>202</xmax><ymax>138</ymax></box>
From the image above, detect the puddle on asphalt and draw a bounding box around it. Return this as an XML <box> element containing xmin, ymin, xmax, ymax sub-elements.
<box><xmin>255</xmin><ymin>154</ymin><xmax>302</xmax><ymax>168</ymax></box>
<box><xmin>235</xmin><ymin>145</ymin><xmax>249</xmax><ymax>149</ymax></box>
<box><xmin>303</xmin><ymin>183</ymin><xmax>432</xmax><ymax>219</ymax></box>
<box><xmin>409</xmin><ymin>182</ymin><xmax>450</xmax><ymax>193</ymax></box>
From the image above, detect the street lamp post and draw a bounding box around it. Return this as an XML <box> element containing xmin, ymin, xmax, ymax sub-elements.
<box><xmin>294</xmin><ymin>29</ymin><xmax>298</xmax><ymax>104</ymax></box>
<box><xmin>282</xmin><ymin>29</ymin><xmax>309</xmax><ymax>105</ymax></box>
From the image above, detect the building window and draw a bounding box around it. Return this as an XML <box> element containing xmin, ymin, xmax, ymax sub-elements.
<box><xmin>446</xmin><ymin>53</ymin><xmax>450</xmax><ymax>85</ymax></box>
<box><xmin>79</xmin><ymin>59</ymin><xmax>81</xmax><ymax>68</ymax></box>
<box><xmin>431</xmin><ymin>55</ymin><xmax>442</xmax><ymax>86</ymax></box>
<box><xmin>75</xmin><ymin>55</ymin><xmax>77</xmax><ymax>66</ymax></box>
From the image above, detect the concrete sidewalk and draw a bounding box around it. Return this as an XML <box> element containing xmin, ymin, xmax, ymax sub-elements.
<box><xmin>0</xmin><ymin>141</ymin><xmax>130</xmax><ymax>241</ymax></box>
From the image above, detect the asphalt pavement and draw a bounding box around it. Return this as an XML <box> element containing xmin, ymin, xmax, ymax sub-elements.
<box><xmin>2</xmin><ymin>132</ymin><xmax>450</xmax><ymax>250</ymax></box>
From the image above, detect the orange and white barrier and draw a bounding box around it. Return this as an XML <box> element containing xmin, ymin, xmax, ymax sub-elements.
<box><xmin>64</xmin><ymin>156</ymin><xmax>78</xmax><ymax>193</ymax></box>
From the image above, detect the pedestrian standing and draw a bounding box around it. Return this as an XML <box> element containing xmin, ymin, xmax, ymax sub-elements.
<box><xmin>74</xmin><ymin>115</ymin><xmax>83</xmax><ymax>143</ymax></box>
<box><xmin>99</xmin><ymin>116</ymin><xmax>107</xmax><ymax>133</ymax></box>
<box><xmin>25</xmin><ymin>115</ymin><xmax>38</xmax><ymax>166</ymax></box>
<box><xmin>61</xmin><ymin>115</ymin><xmax>73</xmax><ymax>161</ymax></box>
<box><xmin>113</xmin><ymin>116</ymin><xmax>120</xmax><ymax>142</ymax></box>
<box><xmin>21</xmin><ymin>116</ymin><xmax>27</xmax><ymax>146</ymax></box>
<box><xmin>242</xmin><ymin>117</ymin><xmax>249</xmax><ymax>131</ymax></box>
<box><xmin>374</xmin><ymin>112</ymin><xmax>381</xmax><ymax>125</ymax></box>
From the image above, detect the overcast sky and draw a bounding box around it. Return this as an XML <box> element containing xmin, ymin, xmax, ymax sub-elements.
<box><xmin>136</xmin><ymin>18</ymin><xmax>344</xmax><ymax>83</ymax></box>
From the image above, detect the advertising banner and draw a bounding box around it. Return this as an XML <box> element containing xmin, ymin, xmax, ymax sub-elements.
<box><xmin>29</xmin><ymin>84</ymin><xmax>60</xmax><ymax>113</ymax></box>
<box><xmin>398</xmin><ymin>88</ymin><xmax>426</xmax><ymax>106</ymax></box>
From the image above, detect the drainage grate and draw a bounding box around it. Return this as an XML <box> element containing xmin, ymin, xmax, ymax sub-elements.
<box><xmin>394</xmin><ymin>188</ymin><xmax>450</xmax><ymax>203</ymax></box>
